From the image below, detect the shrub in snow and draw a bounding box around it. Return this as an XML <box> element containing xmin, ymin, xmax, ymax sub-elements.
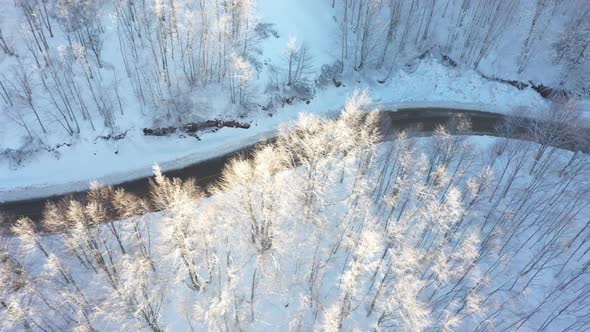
<box><xmin>0</xmin><ymin>137</ymin><xmax>44</xmax><ymax>170</ymax></box>
<box><xmin>254</xmin><ymin>23</ymin><xmax>280</xmax><ymax>39</ymax></box>
<box><xmin>316</xmin><ymin>60</ymin><xmax>344</xmax><ymax>90</ymax></box>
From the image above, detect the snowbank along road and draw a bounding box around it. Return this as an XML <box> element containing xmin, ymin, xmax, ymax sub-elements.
<box><xmin>1</xmin><ymin>107</ymin><xmax>588</xmax><ymax>226</ymax></box>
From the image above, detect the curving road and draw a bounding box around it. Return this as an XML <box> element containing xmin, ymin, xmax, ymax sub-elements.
<box><xmin>1</xmin><ymin>108</ymin><xmax>587</xmax><ymax>223</ymax></box>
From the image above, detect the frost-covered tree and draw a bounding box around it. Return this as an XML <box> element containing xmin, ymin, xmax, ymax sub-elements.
<box><xmin>150</xmin><ymin>165</ymin><xmax>209</xmax><ymax>292</ymax></box>
<box><xmin>230</xmin><ymin>54</ymin><xmax>255</xmax><ymax>106</ymax></box>
<box><xmin>553</xmin><ymin>3</ymin><xmax>590</xmax><ymax>96</ymax></box>
<box><xmin>284</xmin><ymin>37</ymin><xmax>312</xmax><ymax>87</ymax></box>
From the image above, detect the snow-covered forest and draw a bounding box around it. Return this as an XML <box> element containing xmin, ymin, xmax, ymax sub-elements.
<box><xmin>1</xmin><ymin>0</ymin><xmax>590</xmax><ymax>331</ymax></box>
<box><xmin>0</xmin><ymin>0</ymin><xmax>588</xmax><ymax>184</ymax></box>
<box><xmin>336</xmin><ymin>0</ymin><xmax>590</xmax><ymax>91</ymax></box>
<box><xmin>2</xmin><ymin>93</ymin><xmax>590</xmax><ymax>330</ymax></box>
<box><xmin>0</xmin><ymin>0</ymin><xmax>588</xmax><ymax>141</ymax></box>
<box><xmin>1</xmin><ymin>0</ymin><xmax>257</xmax><ymax>138</ymax></box>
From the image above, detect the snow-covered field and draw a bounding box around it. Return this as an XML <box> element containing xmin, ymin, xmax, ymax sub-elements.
<box><xmin>0</xmin><ymin>0</ymin><xmax>560</xmax><ymax>202</ymax></box>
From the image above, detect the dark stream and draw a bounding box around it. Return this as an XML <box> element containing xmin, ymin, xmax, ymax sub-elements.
<box><xmin>1</xmin><ymin>108</ymin><xmax>586</xmax><ymax>223</ymax></box>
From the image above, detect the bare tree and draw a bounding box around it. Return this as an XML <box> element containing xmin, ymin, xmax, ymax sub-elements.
<box><xmin>13</xmin><ymin>61</ymin><xmax>46</xmax><ymax>134</ymax></box>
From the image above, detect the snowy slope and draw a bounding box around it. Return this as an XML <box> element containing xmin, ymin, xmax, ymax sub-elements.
<box><xmin>3</xmin><ymin>130</ymin><xmax>589</xmax><ymax>331</ymax></box>
<box><xmin>0</xmin><ymin>0</ymin><xmax>557</xmax><ymax>202</ymax></box>
<box><xmin>0</xmin><ymin>60</ymin><xmax>550</xmax><ymax>203</ymax></box>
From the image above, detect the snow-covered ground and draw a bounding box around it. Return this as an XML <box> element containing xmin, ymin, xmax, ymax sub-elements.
<box><xmin>2</xmin><ymin>2</ymin><xmax>589</xmax><ymax>330</ymax></box>
<box><xmin>0</xmin><ymin>0</ymin><xmax>554</xmax><ymax>203</ymax></box>
<box><xmin>5</xmin><ymin>0</ymin><xmax>589</xmax><ymax>203</ymax></box>
<box><xmin>0</xmin><ymin>61</ymin><xmax>550</xmax><ymax>202</ymax></box>
<box><xmin>4</xmin><ymin>123</ymin><xmax>589</xmax><ymax>330</ymax></box>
